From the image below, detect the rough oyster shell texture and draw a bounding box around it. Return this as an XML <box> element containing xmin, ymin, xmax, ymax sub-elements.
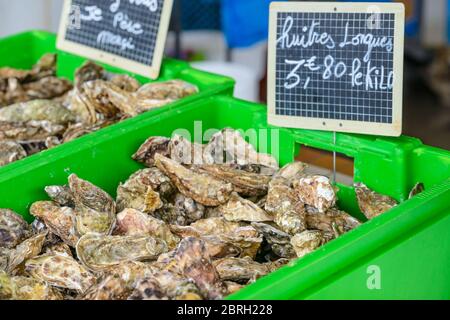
<box><xmin>354</xmin><ymin>183</ymin><xmax>398</xmax><ymax>219</ymax></box>
<box><xmin>155</xmin><ymin>154</ymin><xmax>233</xmax><ymax>206</ymax></box>
<box><xmin>0</xmin><ymin>126</ymin><xmax>408</xmax><ymax>300</ymax></box>
<box><xmin>76</xmin><ymin>233</ymin><xmax>168</xmax><ymax>272</ymax></box>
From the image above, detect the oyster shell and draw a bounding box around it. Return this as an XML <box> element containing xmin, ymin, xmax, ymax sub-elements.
<box><xmin>0</xmin><ymin>120</ymin><xmax>66</xmax><ymax>143</ymax></box>
<box><xmin>290</xmin><ymin>230</ymin><xmax>324</xmax><ymax>258</ymax></box>
<box><xmin>203</xmin><ymin>128</ymin><xmax>279</xmax><ymax>169</ymax></box>
<box><xmin>129</xmin><ymin>271</ymin><xmax>203</xmax><ymax>300</ymax></box>
<box><xmin>251</xmin><ymin>222</ymin><xmax>295</xmax><ymax>258</ymax></box>
<box><xmin>25</xmin><ymin>254</ymin><xmax>95</xmax><ymax>292</ymax></box>
<box><xmin>0</xmin><ymin>99</ymin><xmax>75</xmax><ymax>124</ymax></box>
<box><xmin>0</xmin><ymin>270</ymin><xmax>63</xmax><ymax>300</ymax></box>
<box><xmin>306</xmin><ymin>208</ymin><xmax>361</xmax><ymax>240</ymax></box>
<box><xmin>219</xmin><ymin>193</ymin><xmax>273</xmax><ymax>222</ymax></box>
<box><xmin>82</xmin><ymin>273</ymin><xmax>132</xmax><ymax>300</ymax></box>
<box><xmin>109</xmin><ymin>74</ymin><xmax>141</xmax><ymax>92</ymax></box>
<box><xmin>115</xmin><ymin>208</ymin><xmax>180</xmax><ymax>249</ymax></box>
<box><xmin>44</xmin><ymin>242</ymin><xmax>73</xmax><ymax>258</ymax></box>
<box><xmin>0</xmin><ymin>248</ymin><xmax>10</xmax><ymax>271</ymax></box>
<box><xmin>170</xmin><ymin>217</ymin><xmax>242</xmax><ymax>238</ymax></box>
<box><xmin>45</xmin><ymin>185</ymin><xmax>74</xmax><ymax>207</ymax></box>
<box><xmin>128</xmin><ymin>276</ymin><xmax>168</xmax><ymax>300</ymax></box>
<box><xmin>116</xmin><ymin>168</ymin><xmax>174</xmax><ymax>213</ymax></box>
<box><xmin>293</xmin><ymin>175</ymin><xmax>337</xmax><ymax>213</ymax></box>
<box><xmin>81</xmin><ymin>260</ymin><xmax>158</xmax><ymax>300</ymax></box>
<box><xmin>74</xmin><ymin>61</ymin><xmax>105</xmax><ymax>89</ymax></box>
<box><xmin>168</xmin><ymin>134</ymin><xmax>205</xmax><ymax>165</ymax></box>
<box><xmin>0</xmin><ymin>209</ymin><xmax>32</xmax><ymax>249</ymax></box>
<box><xmin>76</xmin><ymin>233</ymin><xmax>168</xmax><ymax>272</ymax></box>
<box><xmin>132</xmin><ymin>136</ymin><xmax>171</xmax><ymax>167</ymax></box>
<box><xmin>134</xmin><ymin>80</ymin><xmax>199</xmax><ymax>113</ymax></box>
<box><xmin>173</xmin><ymin>237</ymin><xmax>225</xmax><ymax>300</ymax></box>
<box><xmin>30</xmin><ymin>201</ymin><xmax>79</xmax><ymax>247</ymax></box>
<box><xmin>271</xmin><ymin>161</ymin><xmax>307</xmax><ymax>187</ymax></box>
<box><xmin>195</xmin><ymin>164</ymin><xmax>272</xmax><ymax>196</ymax></box>
<box><xmin>0</xmin><ymin>141</ymin><xmax>27</xmax><ymax>167</ymax></box>
<box><xmin>68</xmin><ymin>174</ymin><xmax>116</xmax><ymax>236</ymax></box>
<box><xmin>265</xmin><ymin>183</ymin><xmax>307</xmax><ymax>235</ymax></box>
<box><xmin>7</xmin><ymin>232</ymin><xmax>46</xmax><ymax>275</ymax></box>
<box><xmin>354</xmin><ymin>183</ymin><xmax>398</xmax><ymax>219</ymax></box>
<box><xmin>155</xmin><ymin>154</ymin><xmax>233</xmax><ymax>206</ymax></box>
<box><xmin>213</xmin><ymin>257</ymin><xmax>270</xmax><ymax>282</ymax></box>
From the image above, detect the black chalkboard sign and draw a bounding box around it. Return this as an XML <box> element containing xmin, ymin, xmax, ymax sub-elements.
<box><xmin>268</xmin><ymin>2</ymin><xmax>405</xmax><ymax>136</ymax></box>
<box><xmin>57</xmin><ymin>0</ymin><xmax>173</xmax><ymax>79</ymax></box>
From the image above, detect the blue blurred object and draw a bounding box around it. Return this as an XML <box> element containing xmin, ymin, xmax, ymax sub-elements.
<box><xmin>179</xmin><ymin>0</ymin><xmax>222</xmax><ymax>31</ymax></box>
<box><xmin>221</xmin><ymin>0</ymin><xmax>272</xmax><ymax>48</ymax></box>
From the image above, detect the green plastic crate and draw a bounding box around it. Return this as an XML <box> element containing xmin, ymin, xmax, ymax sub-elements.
<box><xmin>0</xmin><ymin>30</ymin><xmax>235</xmax><ymax>117</ymax></box>
<box><xmin>0</xmin><ymin>95</ymin><xmax>448</xmax><ymax>299</ymax></box>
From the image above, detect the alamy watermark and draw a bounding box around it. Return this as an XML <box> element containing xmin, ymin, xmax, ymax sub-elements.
<box><xmin>366</xmin><ymin>265</ymin><xmax>381</xmax><ymax>290</ymax></box>
<box><xmin>166</xmin><ymin>121</ymin><xmax>281</xmax><ymax>166</ymax></box>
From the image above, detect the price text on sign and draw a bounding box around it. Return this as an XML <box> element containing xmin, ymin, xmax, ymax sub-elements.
<box><xmin>57</xmin><ymin>0</ymin><xmax>174</xmax><ymax>79</ymax></box>
<box><xmin>267</xmin><ymin>2</ymin><xmax>405</xmax><ymax>136</ymax></box>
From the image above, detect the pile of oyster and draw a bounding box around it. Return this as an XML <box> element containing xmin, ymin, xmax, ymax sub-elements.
<box><xmin>0</xmin><ymin>129</ymin><xmax>407</xmax><ymax>300</ymax></box>
<box><xmin>0</xmin><ymin>54</ymin><xmax>199</xmax><ymax>167</ymax></box>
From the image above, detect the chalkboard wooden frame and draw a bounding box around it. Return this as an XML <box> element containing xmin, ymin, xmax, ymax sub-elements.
<box><xmin>267</xmin><ymin>2</ymin><xmax>405</xmax><ymax>136</ymax></box>
<box><xmin>57</xmin><ymin>0</ymin><xmax>174</xmax><ymax>79</ymax></box>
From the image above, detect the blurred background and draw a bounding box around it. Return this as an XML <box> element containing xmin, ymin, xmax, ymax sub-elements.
<box><xmin>0</xmin><ymin>0</ymin><xmax>449</xmax><ymax>154</ymax></box>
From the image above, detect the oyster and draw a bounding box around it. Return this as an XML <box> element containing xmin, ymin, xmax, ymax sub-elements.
<box><xmin>129</xmin><ymin>271</ymin><xmax>203</xmax><ymax>300</ymax></box>
<box><xmin>265</xmin><ymin>183</ymin><xmax>307</xmax><ymax>235</ymax></box>
<box><xmin>251</xmin><ymin>222</ymin><xmax>295</xmax><ymax>258</ymax></box>
<box><xmin>81</xmin><ymin>260</ymin><xmax>158</xmax><ymax>299</ymax></box>
<box><xmin>173</xmin><ymin>237</ymin><xmax>225</xmax><ymax>300</ymax></box>
<box><xmin>0</xmin><ymin>100</ymin><xmax>75</xmax><ymax>124</ymax></box>
<box><xmin>82</xmin><ymin>274</ymin><xmax>132</xmax><ymax>300</ymax></box>
<box><xmin>306</xmin><ymin>208</ymin><xmax>361</xmax><ymax>240</ymax></box>
<box><xmin>156</xmin><ymin>193</ymin><xmax>205</xmax><ymax>226</ymax></box>
<box><xmin>29</xmin><ymin>201</ymin><xmax>79</xmax><ymax>247</ymax></box>
<box><xmin>7</xmin><ymin>232</ymin><xmax>46</xmax><ymax>275</ymax></box>
<box><xmin>155</xmin><ymin>154</ymin><xmax>233</xmax><ymax>206</ymax></box>
<box><xmin>0</xmin><ymin>248</ymin><xmax>10</xmax><ymax>271</ymax></box>
<box><xmin>0</xmin><ymin>270</ymin><xmax>62</xmax><ymax>300</ymax></box>
<box><xmin>115</xmin><ymin>208</ymin><xmax>180</xmax><ymax>249</ymax></box>
<box><xmin>219</xmin><ymin>193</ymin><xmax>273</xmax><ymax>222</ymax></box>
<box><xmin>76</xmin><ymin>233</ymin><xmax>168</xmax><ymax>272</ymax></box>
<box><xmin>409</xmin><ymin>182</ymin><xmax>425</xmax><ymax>199</ymax></box>
<box><xmin>354</xmin><ymin>183</ymin><xmax>398</xmax><ymax>219</ymax></box>
<box><xmin>213</xmin><ymin>257</ymin><xmax>270</xmax><ymax>282</ymax></box>
<box><xmin>68</xmin><ymin>174</ymin><xmax>116</xmax><ymax>236</ymax></box>
<box><xmin>170</xmin><ymin>217</ymin><xmax>242</xmax><ymax>238</ymax></box>
<box><xmin>134</xmin><ymin>80</ymin><xmax>199</xmax><ymax>112</ymax></box>
<box><xmin>116</xmin><ymin>168</ymin><xmax>174</xmax><ymax>213</ymax></box>
<box><xmin>168</xmin><ymin>134</ymin><xmax>205</xmax><ymax>165</ymax></box>
<box><xmin>195</xmin><ymin>164</ymin><xmax>272</xmax><ymax>196</ymax></box>
<box><xmin>44</xmin><ymin>242</ymin><xmax>73</xmax><ymax>258</ymax></box>
<box><xmin>0</xmin><ymin>120</ymin><xmax>66</xmax><ymax>143</ymax></box>
<box><xmin>74</xmin><ymin>61</ymin><xmax>105</xmax><ymax>89</ymax></box>
<box><xmin>0</xmin><ymin>209</ymin><xmax>32</xmax><ymax>249</ymax></box>
<box><xmin>290</xmin><ymin>230</ymin><xmax>324</xmax><ymax>258</ymax></box>
<box><xmin>109</xmin><ymin>74</ymin><xmax>141</xmax><ymax>92</ymax></box>
<box><xmin>271</xmin><ymin>161</ymin><xmax>307</xmax><ymax>186</ymax></box>
<box><xmin>293</xmin><ymin>175</ymin><xmax>337</xmax><ymax>213</ymax></box>
<box><xmin>45</xmin><ymin>185</ymin><xmax>74</xmax><ymax>207</ymax></box>
<box><xmin>127</xmin><ymin>276</ymin><xmax>168</xmax><ymax>300</ymax></box>
<box><xmin>25</xmin><ymin>254</ymin><xmax>95</xmax><ymax>292</ymax></box>
<box><xmin>132</xmin><ymin>136</ymin><xmax>171</xmax><ymax>167</ymax></box>
<box><xmin>0</xmin><ymin>141</ymin><xmax>27</xmax><ymax>167</ymax></box>
<box><xmin>224</xmin><ymin>281</ymin><xmax>244</xmax><ymax>295</ymax></box>
<box><xmin>203</xmin><ymin>128</ymin><xmax>279</xmax><ymax>169</ymax></box>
